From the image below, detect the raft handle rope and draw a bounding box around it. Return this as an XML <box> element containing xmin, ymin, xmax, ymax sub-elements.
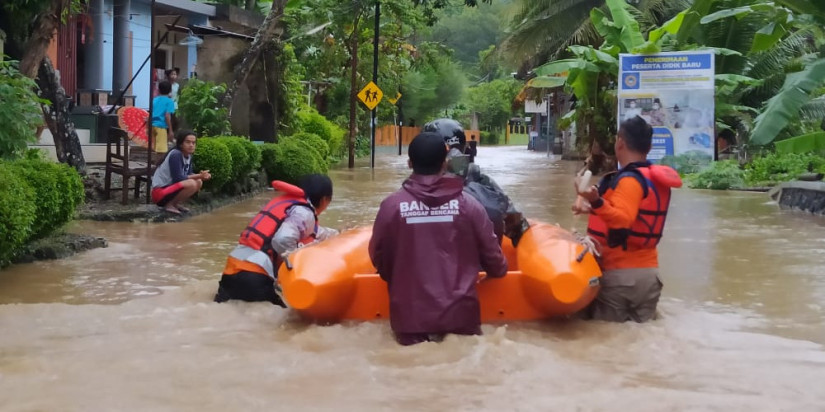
<box><xmin>276</xmin><ymin>252</ymin><xmax>294</xmax><ymax>309</ymax></box>
<box><xmin>574</xmin><ymin>231</ymin><xmax>600</xmax><ymax>263</ymax></box>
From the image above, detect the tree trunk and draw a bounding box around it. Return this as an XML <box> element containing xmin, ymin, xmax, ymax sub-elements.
<box><xmin>222</xmin><ymin>0</ymin><xmax>288</xmax><ymax>115</ymax></box>
<box><xmin>37</xmin><ymin>57</ymin><xmax>86</xmax><ymax>173</ymax></box>
<box><xmin>265</xmin><ymin>43</ymin><xmax>281</xmax><ymax>143</ymax></box>
<box><xmin>245</xmin><ymin>0</ymin><xmax>257</xmax><ymax>11</ymax></box>
<box><xmin>347</xmin><ymin>35</ymin><xmax>359</xmax><ymax>169</ymax></box>
<box><xmin>20</xmin><ymin>0</ymin><xmax>69</xmax><ymax>78</ymax></box>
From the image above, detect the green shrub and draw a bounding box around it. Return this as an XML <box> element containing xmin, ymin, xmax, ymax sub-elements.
<box><xmin>660</xmin><ymin>150</ymin><xmax>714</xmax><ymax>175</ymax></box>
<box><xmin>745</xmin><ymin>152</ymin><xmax>825</xmax><ymax>186</ymax></box>
<box><xmin>9</xmin><ymin>160</ymin><xmax>61</xmax><ymax>239</ymax></box>
<box><xmin>178</xmin><ymin>79</ymin><xmax>231</xmax><ymax>136</ymax></box>
<box><xmin>7</xmin><ymin>159</ymin><xmax>83</xmax><ymax>239</ymax></box>
<box><xmin>480</xmin><ymin>130</ymin><xmax>501</xmax><ymax>145</ymax></box>
<box><xmin>260</xmin><ymin>143</ymin><xmax>278</xmax><ymax>184</ymax></box>
<box><xmin>194</xmin><ymin>138</ymin><xmax>233</xmax><ymax>192</ymax></box>
<box><xmin>284</xmin><ymin>132</ymin><xmax>329</xmax><ymax>160</ymax></box>
<box><xmin>0</xmin><ymin>162</ymin><xmax>36</xmax><ymax>266</ymax></box>
<box><xmin>355</xmin><ymin>135</ymin><xmax>371</xmax><ymax>158</ymax></box>
<box><xmin>240</xmin><ymin>139</ymin><xmax>262</xmax><ymax>171</ymax></box>
<box><xmin>214</xmin><ymin>136</ymin><xmax>251</xmax><ymax>182</ymax></box>
<box><xmin>295</xmin><ymin>110</ymin><xmax>344</xmax><ymax>156</ymax></box>
<box><xmin>328</xmin><ymin>125</ymin><xmax>346</xmax><ymax>159</ymax></box>
<box><xmin>25</xmin><ymin>148</ymin><xmax>49</xmax><ymax>161</ymax></box>
<box><xmin>281</xmin><ymin>136</ymin><xmax>328</xmax><ymax>173</ymax></box>
<box><xmin>0</xmin><ymin>60</ymin><xmax>45</xmax><ymax>159</ymax></box>
<box><xmin>261</xmin><ymin>140</ymin><xmax>327</xmax><ymax>184</ymax></box>
<box><xmin>686</xmin><ymin>160</ymin><xmax>745</xmax><ymax>190</ymax></box>
<box><xmin>55</xmin><ymin>162</ymin><xmax>85</xmax><ymax>221</ymax></box>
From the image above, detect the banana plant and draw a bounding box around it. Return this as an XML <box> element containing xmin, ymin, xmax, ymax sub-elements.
<box><xmin>750</xmin><ymin>57</ymin><xmax>825</xmax><ymax>145</ymax></box>
<box><xmin>681</xmin><ymin>0</ymin><xmax>825</xmax><ymax>146</ymax></box>
<box><xmin>533</xmin><ymin>0</ymin><xmax>684</xmax><ymax>152</ymax></box>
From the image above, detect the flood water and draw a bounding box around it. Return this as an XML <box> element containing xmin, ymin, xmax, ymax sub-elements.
<box><xmin>2</xmin><ymin>146</ymin><xmax>825</xmax><ymax>411</ymax></box>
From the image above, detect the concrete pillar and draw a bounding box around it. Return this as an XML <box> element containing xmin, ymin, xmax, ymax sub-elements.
<box><xmin>84</xmin><ymin>0</ymin><xmax>107</xmax><ymax>90</ymax></box>
<box><xmin>112</xmin><ymin>0</ymin><xmax>132</xmax><ymax>96</ymax></box>
<box><xmin>186</xmin><ymin>14</ymin><xmax>208</xmax><ymax>80</ymax></box>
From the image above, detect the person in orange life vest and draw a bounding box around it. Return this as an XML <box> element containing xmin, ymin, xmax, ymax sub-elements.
<box><xmin>151</xmin><ymin>130</ymin><xmax>211</xmax><ymax>215</ymax></box>
<box><xmin>214</xmin><ymin>174</ymin><xmax>339</xmax><ymax>306</ymax></box>
<box><xmin>572</xmin><ymin>116</ymin><xmax>682</xmax><ymax>322</ymax></box>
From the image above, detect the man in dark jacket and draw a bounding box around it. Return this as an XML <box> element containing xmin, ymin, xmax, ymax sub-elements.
<box><xmin>424</xmin><ymin>118</ymin><xmax>530</xmax><ymax>246</ymax></box>
<box><xmin>369</xmin><ymin>132</ymin><xmax>509</xmax><ymax>346</ymax></box>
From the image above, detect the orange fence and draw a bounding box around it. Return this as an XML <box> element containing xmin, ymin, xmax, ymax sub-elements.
<box><xmin>374</xmin><ymin>126</ymin><xmax>480</xmax><ymax>146</ymax></box>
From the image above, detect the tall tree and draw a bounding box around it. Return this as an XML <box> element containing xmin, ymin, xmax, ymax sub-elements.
<box><xmin>1</xmin><ymin>0</ymin><xmax>86</xmax><ymax>172</ymax></box>
<box><xmin>222</xmin><ymin>0</ymin><xmax>289</xmax><ymax>115</ymax></box>
<box><xmin>286</xmin><ymin>0</ymin><xmax>492</xmax><ymax>167</ymax></box>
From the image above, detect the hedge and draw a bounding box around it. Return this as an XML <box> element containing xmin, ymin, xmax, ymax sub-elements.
<box><xmin>284</xmin><ymin>132</ymin><xmax>330</xmax><ymax>161</ymax></box>
<box><xmin>193</xmin><ymin>137</ymin><xmax>233</xmax><ymax>192</ymax></box>
<box><xmin>261</xmin><ymin>140</ymin><xmax>327</xmax><ymax>184</ymax></box>
<box><xmin>281</xmin><ymin>137</ymin><xmax>328</xmax><ymax>174</ymax></box>
<box><xmin>295</xmin><ymin>110</ymin><xmax>344</xmax><ymax>157</ymax></box>
<box><xmin>0</xmin><ymin>163</ymin><xmax>36</xmax><ymax>265</ymax></box>
<box><xmin>53</xmin><ymin>161</ymin><xmax>85</xmax><ymax>225</ymax></box>
<box><xmin>214</xmin><ymin>136</ymin><xmax>251</xmax><ymax>181</ymax></box>
<box><xmin>480</xmin><ymin>130</ymin><xmax>502</xmax><ymax>145</ymax></box>
<box><xmin>9</xmin><ymin>160</ymin><xmax>61</xmax><ymax>239</ymax></box>
<box><xmin>189</xmin><ymin>134</ymin><xmax>327</xmax><ymax>194</ymax></box>
<box><xmin>241</xmin><ymin>139</ymin><xmax>262</xmax><ymax>171</ymax></box>
<box><xmin>260</xmin><ymin>143</ymin><xmax>278</xmax><ymax>182</ymax></box>
<box><xmin>0</xmin><ymin>157</ymin><xmax>84</xmax><ymax>267</ymax></box>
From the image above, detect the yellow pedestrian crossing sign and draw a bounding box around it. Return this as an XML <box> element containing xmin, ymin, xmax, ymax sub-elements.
<box><xmin>388</xmin><ymin>92</ymin><xmax>402</xmax><ymax>105</ymax></box>
<box><xmin>358</xmin><ymin>81</ymin><xmax>383</xmax><ymax>110</ymax></box>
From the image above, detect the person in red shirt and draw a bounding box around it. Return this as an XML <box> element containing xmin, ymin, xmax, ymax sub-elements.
<box><xmin>369</xmin><ymin>132</ymin><xmax>508</xmax><ymax>345</ymax></box>
<box><xmin>573</xmin><ymin>116</ymin><xmax>682</xmax><ymax>322</ymax></box>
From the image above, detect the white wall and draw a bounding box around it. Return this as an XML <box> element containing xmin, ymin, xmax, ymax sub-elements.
<box><xmin>33</xmin><ymin>129</ymin><xmax>109</xmax><ymax>163</ymax></box>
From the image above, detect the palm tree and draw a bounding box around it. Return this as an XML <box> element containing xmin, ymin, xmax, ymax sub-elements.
<box><xmin>501</xmin><ymin>0</ymin><xmax>603</xmax><ymax>73</ymax></box>
<box><xmin>500</xmin><ymin>0</ymin><xmax>691</xmax><ymax>72</ymax></box>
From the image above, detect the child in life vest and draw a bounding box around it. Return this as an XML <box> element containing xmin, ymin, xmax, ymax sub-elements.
<box><xmin>214</xmin><ymin>174</ymin><xmax>339</xmax><ymax>306</ymax></box>
<box><xmin>573</xmin><ymin>116</ymin><xmax>682</xmax><ymax>322</ymax></box>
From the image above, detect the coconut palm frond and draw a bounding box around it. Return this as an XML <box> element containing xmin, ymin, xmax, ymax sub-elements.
<box><xmin>800</xmin><ymin>97</ymin><xmax>825</xmax><ymax>122</ymax></box>
<box><xmin>501</xmin><ymin>0</ymin><xmax>604</xmax><ymax>69</ymax></box>
<box><xmin>746</xmin><ymin>29</ymin><xmax>815</xmax><ymax>79</ymax></box>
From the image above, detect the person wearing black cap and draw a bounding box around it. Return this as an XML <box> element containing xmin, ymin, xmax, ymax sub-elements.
<box><xmin>369</xmin><ymin>132</ymin><xmax>507</xmax><ymax>345</ymax></box>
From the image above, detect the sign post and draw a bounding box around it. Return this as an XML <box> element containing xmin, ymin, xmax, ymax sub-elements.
<box><xmin>357</xmin><ymin>80</ymin><xmax>383</xmax><ymax>167</ymax></box>
<box><xmin>370</xmin><ymin>1</ymin><xmax>381</xmax><ymax>169</ymax></box>
<box><xmin>389</xmin><ymin>91</ymin><xmax>402</xmax><ymax>155</ymax></box>
<box><xmin>618</xmin><ymin>51</ymin><xmax>715</xmax><ymax>169</ymax></box>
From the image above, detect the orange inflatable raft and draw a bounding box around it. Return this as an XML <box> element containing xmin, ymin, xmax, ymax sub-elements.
<box><xmin>278</xmin><ymin>221</ymin><xmax>602</xmax><ymax>323</ymax></box>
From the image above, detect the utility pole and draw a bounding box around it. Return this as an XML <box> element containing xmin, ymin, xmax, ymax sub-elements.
<box><xmin>546</xmin><ymin>94</ymin><xmax>551</xmax><ymax>158</ymax></box>
<box><xmin>370</xmin><ymin>1</ymin><xmax>380</xmax><ymax>169</ymax></box>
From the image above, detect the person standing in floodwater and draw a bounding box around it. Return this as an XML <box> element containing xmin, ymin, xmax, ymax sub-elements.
<box><xmin>465</xmin><ymin>134</ymin><xmax>478</xmax><ymax>163</ymax></box>
<box><xmin>369</xmin><ymin>132</ymin><xmax>508</xmax><ymax>345</ymax></box>
<box><xmin>215</xmin><ymin>175</ymin><xmax>339</xmax><ymax>306</ymax></box>
<box><xmin>573</xmin><ymin>116</ymin><xmax>682</xmax><ymax>322</ymax></box>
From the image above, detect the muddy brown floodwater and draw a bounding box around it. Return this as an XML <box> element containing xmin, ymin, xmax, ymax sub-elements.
<box><xmin>1</xmin><ymin>146</ymin><xmax>824</xmax><ymax>411</ymax></box>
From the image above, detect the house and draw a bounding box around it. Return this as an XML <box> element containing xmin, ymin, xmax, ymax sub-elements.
<box><xmin>33</xmin><ymin>2</ymin><xmax>272</xmax><ymax>161</ymax></box>
<box><xmin>34</xmin><ymin>0</ymin><xmax>217</xmax><ymax>162</ymax></box>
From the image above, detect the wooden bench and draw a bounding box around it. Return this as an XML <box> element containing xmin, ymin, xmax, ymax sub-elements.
<box><xmin>104</xmin><ymin>127</ymin><xmax>157</xmax><ymax>205</ymax></box>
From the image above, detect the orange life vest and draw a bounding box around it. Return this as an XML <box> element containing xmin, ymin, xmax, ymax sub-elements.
<box><xmin>238</xmin><ymin>181</ymin><xmax>319</xmax><ymax>266</ymax></box>
<box><xmin>587</xmin><ymin>162</ymin><xmax>682</xmax><ymax>251</ymax></box>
